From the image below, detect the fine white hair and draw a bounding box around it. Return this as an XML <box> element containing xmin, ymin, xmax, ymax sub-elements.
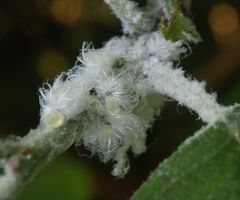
<box><xmin>39</xmin><ymin>30</ymin><xmax>225</xmax><ymax>177</ymax></box>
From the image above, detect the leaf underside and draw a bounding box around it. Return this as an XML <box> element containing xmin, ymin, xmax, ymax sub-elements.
<box><xmin>131</xmin><ymin>107</ymin><xmax>240</xmax><ymax>200</ymax></box>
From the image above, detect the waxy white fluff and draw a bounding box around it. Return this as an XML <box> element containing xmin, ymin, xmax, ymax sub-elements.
<box><xmin>81</xmin><ymin>113</ymin><xmax>145</xmax><ymax>162</ymax></box>
<box><xmin>39</xmin><ymin>30</ymin><xmax>225</xmax><ymax>177</ymax></box>
<box><xmin>142</xmin><ymin>57</ymin><xmax>227</xmax><ymax>123</ymax></box>
<box><xmin>129</xmin><ymin>32</ymin><xmax>185</xmax><ymax>61</ymax></box>
<box><xmin>104</xmin><ymin>0</ymin><xmax>154</xmax><ymax>34</ymax></box>
<box><xmin>39</xmin><ymin>42</ymin><xmax>126</xmax><ymax>125</ymax></box>
<box><xmin>96</xmin><ymin>72</ymin><xmax>139</xmax><ymax>115</ymax></box>
<box><xmin>0</xmin><ymin>159</ymin><xmax>19</xmax><ymax>200</ymax></box>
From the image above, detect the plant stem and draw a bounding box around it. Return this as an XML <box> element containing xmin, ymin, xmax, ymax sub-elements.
<box><xmin>0</xmin><ymin>121</ymin><xmax>81</xmax><ymax>200</ymax></box>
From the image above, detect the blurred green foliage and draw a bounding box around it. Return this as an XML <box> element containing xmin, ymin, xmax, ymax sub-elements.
<box><xmin>18</xmin><ymin>155</ymin><xmax>96</xmax><ymax>200</ymax></box>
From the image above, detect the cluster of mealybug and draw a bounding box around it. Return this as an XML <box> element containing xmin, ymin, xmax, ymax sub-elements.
<box><xmin>39</xmin><ymin>28</ymin><xmax>224</xmax><ymax>177</ymax></box>
<box><xmin>39</xmin><ymin>31</ymin><xmax>187</xmax><ymax>177</ymax></box>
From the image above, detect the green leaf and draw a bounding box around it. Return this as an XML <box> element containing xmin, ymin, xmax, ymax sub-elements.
<box><xmin>160</xmin><ymin>7</ymin><xmax>201</xmax><ymax>42</ymax></box>
<box><xmin>131</xmin><ymin>107</ymin><xmax>240</xmax><ymax>200</ymax></box>
<box><xmin>18</xmin><ymin>155</ymin><xmax>96</xmax><ymax>200</ymax></box>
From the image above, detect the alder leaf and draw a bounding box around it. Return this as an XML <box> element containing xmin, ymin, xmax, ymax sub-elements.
<box><xmin>160</xmin><ymin>6</ymin><xmax>201</xmax><ymax>42</ymax></box>
<box><xmin>131</xmin><ymin>106</ymin><xmax>240</xmax><ymax>200</ymax></box>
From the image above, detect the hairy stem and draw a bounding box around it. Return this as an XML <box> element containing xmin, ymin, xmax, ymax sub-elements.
<box><xmin>143</xmin><ymin>59</ymin><xmax>227</xmax><ymax>123</ymax></box>
<box><xmin>104</xmin><ymin>0</ymin><xmax>154</xmax><ymax>34</ymax></box>
<box><xmin>0</xmin><ymin>121</ymin><xmax>81</xmax><ymax>200</ymax></box>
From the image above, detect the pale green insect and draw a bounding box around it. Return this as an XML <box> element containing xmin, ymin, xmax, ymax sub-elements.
<box><xmin>43</xmin><ymin>110</ymin><xmax>65</xmax><ymax>128</ymax></box>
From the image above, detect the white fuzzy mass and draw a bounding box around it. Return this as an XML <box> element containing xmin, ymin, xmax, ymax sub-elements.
<box><xmin>39</xmin><ymin>30</ymin><xmax>225</xmax><ymax>177</ymax></box>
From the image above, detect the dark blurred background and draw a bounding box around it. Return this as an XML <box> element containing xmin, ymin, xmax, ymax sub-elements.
<box><xmin>0</xmin><ymin>0</ymin><xmax>240</xmax><ymax>199</ymax></box>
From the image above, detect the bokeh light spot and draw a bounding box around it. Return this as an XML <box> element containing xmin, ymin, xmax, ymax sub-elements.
<box><xmin>37</xmin><ymin>49</ymin><xmax>69</xmax><ymax>80</ymax></box>
<box><xmin>208</xmin><ymin>4</ymin><xmax>239</xmax><ymax>35</ymax></box>
<box><xmin>51</xmin><ymin>0</ymin><xmax>82</xmax><ymax>25</ymax></box>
